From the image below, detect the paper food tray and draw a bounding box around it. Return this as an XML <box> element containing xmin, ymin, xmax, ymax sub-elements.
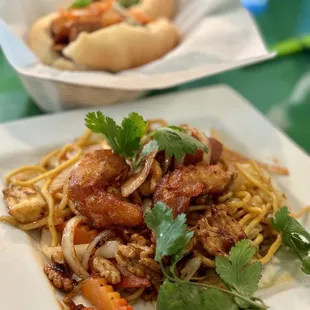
<box><xmin>0</xmin><ymin>0</ymin><xmax>272</xmax><ymax>112</ymax></box>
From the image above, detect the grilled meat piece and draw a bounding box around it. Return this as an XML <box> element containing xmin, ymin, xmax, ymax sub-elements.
<box><xmin>196</xmin><ymin>206</ymin><xmax>247</xmax><ymax>256</ymax></box>
<box><xmin>154</xmin><ymin>164</ymin><xmax>232</xmax><ymax>216</ymax></box>
<box><xmin>3</xmin><ymin>185</ymin><xmax>47</xmax><ymax>223</ymax></box>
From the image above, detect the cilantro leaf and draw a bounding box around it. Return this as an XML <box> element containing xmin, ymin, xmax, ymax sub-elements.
<box><xmin>216</xmin><ymin>239</ymin><xmax>262</xmax><ymax>299</ymax></box>
<box><xmin>270</xmin><ymin>206</ymin><xmax>291</xmax><ymax>232</ymax></box>
<box><xmin>85</xmin><ymin>112</ymin><xmax>120</xmax><ymax>151</ymax></box>
<box><xmin>118</xmin><ymin>113</ymin><xmax>147</xmax><ymax>158</ymax></box>
<box><xmin>301</xmin><ymin>256</ymin><xmax>310</xmax><ymax>275</ymax></box>
<box><xmin>152</xmin><ymin>127</ymin><xmax>208</xmax><ymax>160</ymax></box>
<box><xmin>71</xmin><ymin>0</ymin><xmax>93</xmax><ymax>8</ymax></box>
<box><xmin>85</xmin><ymin>112</ymin><xmax>147</xmax><ymax>159</ymax></box>
<box><xmin>271</xmin><ymin>206</ymin><xmax>310</xmax><ymax>274</ymax></box>
<box><xmin>117</xmin><ymin>0</ymin><xmax>139</xmax><ymax>8</ymax></box>
<box><xmin>157</xmin><ymin>280</ymin><xmax>238</xmax><ymax>310</ymax></box>
<box><xmin>144</xmin><ymin>202</ymin><xmax>193</xmax><ymax>263</ymax></box>
<box><xmin>125</xmin><ymin>112</ymin><xmax>147</xmax><ymax>138</ymax></box>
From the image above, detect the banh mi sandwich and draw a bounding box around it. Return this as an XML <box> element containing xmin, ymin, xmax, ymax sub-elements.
<box><xmin>28</xmin><ymin>0</ymin><xmax>180</xmax><ymax>72</ymax></box>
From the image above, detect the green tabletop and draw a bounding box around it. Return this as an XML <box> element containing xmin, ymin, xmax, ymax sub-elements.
<box><xmin>1</xmin><ymin>0</ymin><xmax>310</xmax><ymax>153</ymax></box>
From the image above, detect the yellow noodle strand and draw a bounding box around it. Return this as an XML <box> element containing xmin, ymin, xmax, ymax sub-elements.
<box><xmin>218</xmin><ymin>191</ymin><xmax>233</xmax><ymax>202</ymax></box>
<box><xmin>75</xmin><ymin>129</ymin><xmax>92</xmax><ymax>147</ymax></box>
<box><xmin>250</xmin><ymin>161</ymin><xmax>279</xmax><ymax>215</ymax></box>
<box><xmin>0</xmin><ymin>215</ymin><xmax>48</xmax><ymax>230</ymax></box>
<box><xmin>68</xmin><ymin>200</ymin><xmax>80</xmax><ymax>215</ymax></box>
<box><xmin>227</xmin><ymin>191</ymin><xmax>252</xmax><ymax>209</ymax></box>
<box><xmin>193</xmin><ymin>251</ymin><xmax>216</xmax><ymax>268</ymax></box>
<box><xmin>41</xmin><ymin>179</ymin><xmax>58</xmax><ymax>246</ymax></box>
<box><xmin>252</xmin><ymin>233</ymin><xmax>264</xmax><ymax>246</ymax></box>
<box><xmin>39</xmin><ymin>149</ymin><xmax>61</xmax><ymax>168</ymax></box>
<box><xmin>243</xmin><ymin>206</ymin><xmax>263</xmax><ymax>215</ymax></box>
<box><xmin>6</xmin><ymin>166</ymin><xmax>46</xmax><ymax>183</ymax></box>
<box><xmin>57</xmin><ymin>144</ymin><xmax>75</xmax><ymax>164</ymax></box>
<box><xmin>245</xmin><ymin>204</ymin><xmax>271</xmax><ymax>236</ymax></box>
<box><xmin>56</xmin><ymin>181</ymin><xmax>69</xmax><ymax>214</ymax></box>
<box><xmin>236</xmin><ymin>164</ymin><xmax>270</xmax><ymax>195</ymax></box>
<box><xmin>239</xmin><ymin>213</ymin><xmax>255</xmax><ymax>227</ymax></box>
<box><xmin>233</xmin><ymin>209</ymin><xmax>245</xmax><ymax>219</ymax></box>
<box><xmin>292</xmin><ymin>206</ymin><xmax>310</xmax><ymax>219</ymax></box>
<box><xmin>55</xmin><ymin>193</ymin><xmax>64</xmax><ymax>200</ymax></box>
<box><xmin>12</xmin><ymin>149</ymin><xmax>82</xmax><ymax>186</ymax></box>
<box><xmin>259</xmin><ymin>235</ymin><xmax>282</xmax><ymax>264</ymax></box>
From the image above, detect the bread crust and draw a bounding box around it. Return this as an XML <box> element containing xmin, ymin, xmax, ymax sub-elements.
<box><xmin>130</xmin><ymin>0</ymin><xmax>178</xmax><ymax>19</ymax></box>
<box><xmin>28</xmin><ymin>13</ymin><xmax>180</xmax><ymax>72</ymax></box>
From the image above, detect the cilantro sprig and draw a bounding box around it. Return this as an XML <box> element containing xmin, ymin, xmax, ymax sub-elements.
<box><xmin>151</xmin><ymin>126</ymin><xmax>208</xmax><ymax>160</ymax></box>
<box><xmin>216</xmin><ymin>240</ymin><xmax>263</xmax><ymax>308</ymax></box>
<box><xmin>145</xmin><ymin>203</ymin><xmax>268</xmax><ymax>310</ymax></box>
<box><xmin>85</xmin><ymin>112</ymin><xmax>208</xmax><ymax>166</ymax></box>
<box><xmin>70</xmin><ymin>0</ymin><xmax>93</xmax><ymax>8</ymax></box>
<box><xmin>85</xmin><ymin>111</ymin><xmax>147</xmax><ymax>159</ymax></box>
<box><xmin>145</xmin><ymin>202</ymin><xmax>193</xmax><ymax>264</ymax></box>
<box><xmin>117</xmin><ymin>0</ymin><xmax>140</xmax><ymax>8</ymax></box>
<box><xmin>271</xmin><ymin>206</ymin><xmax>310</xmax><ymax>274</ymax></box>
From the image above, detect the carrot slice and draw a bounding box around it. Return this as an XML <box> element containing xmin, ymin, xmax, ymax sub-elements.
<box><xmin>56</xmin><ymin>222</ymin><xmax>99</xmax><ymax>245</ymax></box>
<box><xmin>82</xmin><ymin>278</ymin><xmax>133</xmax><ymax>310</ymax></box>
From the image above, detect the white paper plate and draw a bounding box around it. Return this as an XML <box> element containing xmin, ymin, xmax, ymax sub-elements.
<box><xmin>1</xmin><ymin>85</ymin><xmax>310</xmax><ymax>309</ymax></box>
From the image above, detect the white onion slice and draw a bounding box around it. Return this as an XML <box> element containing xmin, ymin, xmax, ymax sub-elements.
<box><xmin>42</xmin><ymin>244</ymin><xmax>88</xmax><ymax>262</ymax></box>
<box><xmin>82</xmin><ymin>230</ymin><xmax>117</xmax><ymax>270</ymax></box>
<box><xmin>121</xmin><ymin>151</ymin><xmax>157</xmax><ymax>197</ymax></box>
<box><xmin>41</xmin><ymin>228</ymin><xmax>53</xmax><ymax>247</ymax></box>
<box><xmin>95</xmin><ymin>240</ymin><xmax>121</xmax><ymax>259</ymax></box>
<box><xmin>61</xmin><ymin>215</ymin><xmax>90</xmax><ymax>279</ymax></box>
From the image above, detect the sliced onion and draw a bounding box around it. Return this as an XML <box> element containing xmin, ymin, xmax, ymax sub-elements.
<box><xmin>162</xmin><ymin>155</ymin><xmax>172</xmax><ymax>174</ymax></box>
<box><xmin>41</xmin><ymin>228</ymin><xmax>53</xmax><ymax>247</ymax></box>
<box><xmin>82</xmin><ymin>230</ymin><xmax>117</xmax><ymax>270</ymax></box>
<box><xmin>42</xmin><ymin>244</ymin><xmax>88</xmax><ymax>262</ymax></box>
<box><xmin>121</xmin><ymin>150</ymin><xmax>157</xmax><ymax>197</ymax></box>
<box><xmin>180</xmin><ymin>257</ymin><xmax>202</xmax><ymax>281</ymax></box>
<box><xmin>95</xmin><ymin>240</ymin><xmax>121</xmax><ymax>259</ymax></box>
<box><xmin>61</xmin><ymin>215</ymin><xmax>90</xmax><ymax>279</ymax></box>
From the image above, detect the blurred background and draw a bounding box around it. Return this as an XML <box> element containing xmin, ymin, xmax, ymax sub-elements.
<box><xmin>1</xmin><ymin>0</ymin><xmax>310</xmax><ymax>153</ymax></box>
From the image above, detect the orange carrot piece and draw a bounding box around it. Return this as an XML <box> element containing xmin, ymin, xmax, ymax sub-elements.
<box><xmin>56</xmin><ymin>222</ymin><xmax>99</xmax><ymax>245</ymax></box>
<box><xmin>82</xmin><ymin>278</ymin><xmax>133</xmax><ymax>310</ymax></box>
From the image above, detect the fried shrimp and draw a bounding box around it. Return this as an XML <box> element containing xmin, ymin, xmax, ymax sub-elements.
<box><xmin>69</xmin><ymin>150</ymin><xmax>143</xmax><ymax>228</ymax></box>
<box><xmin>154</xmin><ymin>164</ymin><xmax>232</xmax><ymax>216</ymax></box>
